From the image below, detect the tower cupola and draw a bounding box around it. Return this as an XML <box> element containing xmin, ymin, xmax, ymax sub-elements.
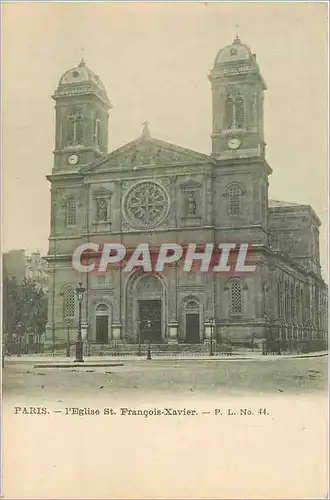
<box><xmin>52</xmin><ymin>59</ymin><xmax>111</xmax><ymax>170</ymax></box>
<box><xmin>209</xmin><ymin>37</ymin><xmax>267</xmax><ymax>159</ymax></box>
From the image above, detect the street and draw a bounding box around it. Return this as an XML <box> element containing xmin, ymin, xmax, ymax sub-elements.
<box><xmin>3</xmin><ymin>354</ymin><xmax>327</xmax><ymax>401</ymax></box>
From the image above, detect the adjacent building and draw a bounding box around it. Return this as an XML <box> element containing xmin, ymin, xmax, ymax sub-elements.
<box><xmin>3</xmin><ymin>250</ymin><xmax>49</xmax><ymax>293</ymax></box>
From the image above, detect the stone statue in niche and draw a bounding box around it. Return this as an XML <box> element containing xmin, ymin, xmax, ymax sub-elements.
<box><xmin>97</xmin><ymin>199</ymin><xmax>108</xmax><ymax>222</ymax></box>
<box><xmin>154</xmin><ymin>148</ymin><xmax>161</xmax><ymax>163</ymax></box>
<box><xmin>130</xmin><ymin>151</ymin><xmax>137</xmax><ymax>166</ymax></box>
<box><xmin>185</xmin><ymin>191</ymin><xmax>197</xmax><ymax>217</ymax></box>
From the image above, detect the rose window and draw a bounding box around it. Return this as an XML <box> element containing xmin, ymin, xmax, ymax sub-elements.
<box><xmin>124</xmin><ymin>182</ymin><xmax>169</xmax><ymax>228</ymax></box>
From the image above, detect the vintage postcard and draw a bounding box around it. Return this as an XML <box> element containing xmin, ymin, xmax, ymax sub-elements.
<box><xmin>1</xmin><ymin>2</ymin><xmax>328</xmax><ymax>499</ymax></box>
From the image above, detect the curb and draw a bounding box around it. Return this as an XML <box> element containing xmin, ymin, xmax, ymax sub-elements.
<box><xmin>33</xmin><ymin>363</ymin><xmax>124</xmax><ymax>369</ymax></box>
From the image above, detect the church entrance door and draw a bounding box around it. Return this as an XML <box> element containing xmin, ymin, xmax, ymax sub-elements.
<box><xmin>139</xmin><ymin>300</ymin><xmax>162</xmax><ymax>343</ymax></box>
<box><xmin>96</xmin><ymin>316</ymin><xmax>108</xmax><ymax>344</ymax></box>
<box><xmin>95</xmin><ymin>304</ymin><xmax>109</xmax><ymax>344</ymax></box>
<box><xmin>185</xmin><ymin>314</ymin><xmax>200</xmax><ymax>343</ymax></box>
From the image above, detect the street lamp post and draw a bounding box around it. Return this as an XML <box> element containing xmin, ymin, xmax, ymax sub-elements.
<box><xmin>146</xmin><ymin>319</ymin><xmax>152</xmax><ymax>360</ymax></box>
<box><xmin>210</xmin><ymin>317</ymin><xmax>215</xmax><ymax>356</ymax></box>
<box><xmin>75</xmin><ymin>282</ymin><xmax>86</xmax><ymax>363</ymax></box>
<box><xmin>65</xmin><ymin>319</ymin><xmax>71</xmax><ymax>357</ymax></box>
<box><xmin>137</xmin><ymin>319</ymin><xmax>142</xmax><ymax>356</ymax></box>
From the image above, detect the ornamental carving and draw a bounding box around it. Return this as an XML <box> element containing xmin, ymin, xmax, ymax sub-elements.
<box><xmin>123</xmin><ymin>181</ymin><xmax>169</xmax><ymax>228</ymax></box>
<box><xmin>117</xmin><ymin>146</ymin><xmax>182</xmax><ymax>168</ymax></box>
<box><xmin>107</xmin><ymin>143</ymin><xmax>208</xmax><ymax>169</ymax></box>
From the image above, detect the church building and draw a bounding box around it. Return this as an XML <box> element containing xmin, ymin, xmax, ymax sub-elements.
<box><xmin>46</xmin><ymin>36</ymin><xmax>328</xmax><ymax>349</ymax></box>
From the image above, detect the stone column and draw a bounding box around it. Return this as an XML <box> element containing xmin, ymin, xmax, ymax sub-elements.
<box><xmin>204</xmin><ymin>320</ymin><xmax>211</xmax><ymax>344</ymax></box>
<box><xmin>81</xmin><ymin>322</ymin><xmax>88</xmax><ymax>341</ymax></box>
<box><xmin>112</xmin><ymin>323</ymin><xmax>122</xmax><ymax>341</ymax></box>
<box><xmin>167</xmin><ymin>267</ymin><xmax>177</xmax><ymax>322</ymax></box>
<box><xmin>167</xmin><ymin>320</ymin><xmax>178</xmax><ymax>344</ymax></box>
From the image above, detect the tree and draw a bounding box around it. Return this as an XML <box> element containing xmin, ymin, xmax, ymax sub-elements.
<box><xmin>3</xmin><ymin>276</ymin><xmax>20</xmax><ymax>339</ymax></box>
<box><xmin>17</xmin><ymin>278</ymin><xmax>48</xmax><ymax>336</ymax></box>
<box><xmin>3</xmin><ymin>277</ymin><xmax>48</xmax><ymax>339</ymax></box>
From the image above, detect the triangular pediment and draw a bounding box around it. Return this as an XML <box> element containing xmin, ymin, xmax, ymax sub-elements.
<box><xmin>82</xmin><ymin>136</ymin><xmax>211</xmax><ymax>173</ymax></box>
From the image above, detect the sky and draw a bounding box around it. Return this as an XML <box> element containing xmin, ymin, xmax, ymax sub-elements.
<box><xmin>2</xmin><ymin>2</ymin><xmax>328</xmax><ymax>279</ymax></box>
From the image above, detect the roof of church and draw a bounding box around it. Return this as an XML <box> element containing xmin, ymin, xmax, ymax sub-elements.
<box><xmin>81</xmin><ymin>130</ymin><xmax>211</xmax><ymax>174</ymax></box>
<box><xmin>268</xmin><ymin>199</ymin><xmax>303</xmax><ymax>208</ymax></box>
<box><xmin>269</xmin><ymin>199</ymin><xmax>321</xmax><ymax>225</ymax></box>
<box><xmin>214</xmin><ymin>35</ymin><xmax>253</xmax><ymax>66</ymax></box>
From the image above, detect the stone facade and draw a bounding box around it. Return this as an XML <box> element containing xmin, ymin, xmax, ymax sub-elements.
<box><xmin>45</xmin><ymin>38</ymin><xmax>328</xmax><ymax>347</ymax></box>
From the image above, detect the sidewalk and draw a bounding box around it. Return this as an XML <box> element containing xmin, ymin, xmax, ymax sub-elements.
<box><xmin>3</xmin><ymin>351</ymin><xmax>328</xmax><ymax>364</ymax></box>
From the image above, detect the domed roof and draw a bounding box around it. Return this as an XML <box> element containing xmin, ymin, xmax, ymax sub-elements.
<box><xmin>54</xmin><ymin>59</ymin><xmax>110</xmax><ymax>106</ymax></box>
<box><xmin>214</xmin><ymin>35</ymin><xmax>253</xmax><ymax>66</ymax></box>
<box><xmin>58</xmin><ymin>59</ymin><xmax>107</xmax><ymax>93</ymax></box>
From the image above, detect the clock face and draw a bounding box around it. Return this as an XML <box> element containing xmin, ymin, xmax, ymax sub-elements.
<box><xmin>68</xmin><ymin>154</ymin><xmax>79</xmax><ymax>165</ymax></box>
<box><xmin>228</xmin><ymin>138</ymin><xmax>241</xmax><ymax>150</ymax></box>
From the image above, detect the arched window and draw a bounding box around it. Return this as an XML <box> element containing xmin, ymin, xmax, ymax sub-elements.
<box><xmin>228</xmin><ymin>185</ymin><xmax>242</xmax><ymax>215</ymax></box>
<box><xmin>63</xmin><ymin>286</ymin><xmax>75</xmax><ymax>319</ymax></box>
<box><xmin>185</xmin><ymin>300</ymin><xmax>199</xmax><ymax>311</ymax></box>
<box><xmin>65</xmin><ymin>198</ymin><xmax>77</xmax><ymax>226</ymax></box>
<box><xmin>225</xmin><ymin>93</ymin><xmax>245</xmax><ymax>129</ymax></box>
<box><xmin>96</xmin><ymin>303</ymin><xmax>108</xmax><ymax>313</ymax></box>
<box><xmin>136</xmin><ymin>275</ymin><xmax>162</xmax><ymax>296</ymax></box>
<box><xmin>229</xmin><ymin>279</ymin><xmax>244</xmax><ymax>315</ymax></box>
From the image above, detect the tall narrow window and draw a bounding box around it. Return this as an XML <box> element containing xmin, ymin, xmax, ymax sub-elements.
<box><xmin>228</xmin><ymin>186</ymin><xmax>242</xmax><ymax>215</ymax></box>
<box><xmin>63</xmin><ymin>286</ymin><xmax>75</xmax><ymax>319</ymax></box>
<box><xmin>65</xmin><ymin>198</ymin><xmax>77</xmax><ymax>226</ymax></box>
<box><xmin>75</xmin><ymin>113</ymin><xmax>84</xmax><ymax>145</ymax></box>
<box><xmin>229</xmin><ymin>279</ymin><xmax>244</xmax><ymax>315</ymax></box>
<box><xmin>67</xmin><ymin>115</ymin><xmax>75</xmax><ymax>145</ymax></box>
<box><xmin>66</xmin><ymin>112</ymin><xmax>84</xmax><ymax>146</ymax></box>
<box><xmin>235</xmin><ymin>94</ymin><xmax>244</xmax><ymax>128</ymax></box>
<box><xmin>94</xmin><ymin>118</ymin><xmax>101</xmax><ymax>148</ymax></box>
<box><xmin>226</xmin><ymin>93</ymin><xmax>245</xmax><ymax>129</ymax></box>
<box><xmin>225</xmin><ymin>95</ymin><xmax>234</xmax><ymax>129</ymax></box>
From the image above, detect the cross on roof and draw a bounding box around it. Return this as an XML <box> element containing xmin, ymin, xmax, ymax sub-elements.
<box><xmin>141</xmin><ymin>120</ymin><xmax>150</xmax><ymax>138</ymax></box>
<box><xmin>234</xmin><ymin>24</ymin><xmax>241</xmax><ymax>43</ymax></box>
<box><xmin>79</xmin><ymin>47</ymin><xmax>86</xmax><ymax>66</ymax></box>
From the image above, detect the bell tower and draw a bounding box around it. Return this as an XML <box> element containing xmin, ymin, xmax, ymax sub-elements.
<box><xmin>209</xmin><ymin>36</ymin><xmax>267</xmax><ymax>159</ymax></box>
<box><xmin>52</xmin><ymin>59</ymin><xmax>111</xmax><ymax>170</ymax></box>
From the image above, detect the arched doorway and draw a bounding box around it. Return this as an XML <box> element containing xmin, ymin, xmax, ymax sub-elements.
<box><xmin>185</xmin><ymin>300</ymin><xmax>200</xmax><ymax>343</ymax></box>
<box><xmin>136</xmin><ymin>275</ymin><xmax>163</xmax><ymax>343</ymax></box>
<box><xmin>126</xmin><ymin>273</ymin><xmax>166</xmax><ymax>343</ymax></box>
<box><xmin>95</xmin><ymin>303</ymin><xmax>109</xmax><ymax>344</ymax></box>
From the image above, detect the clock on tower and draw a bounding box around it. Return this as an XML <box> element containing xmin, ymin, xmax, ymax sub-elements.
<box><xmin>52</xmin><ymin>59</ymin><xmax>111</xmax><ymax>170</ymax></box>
